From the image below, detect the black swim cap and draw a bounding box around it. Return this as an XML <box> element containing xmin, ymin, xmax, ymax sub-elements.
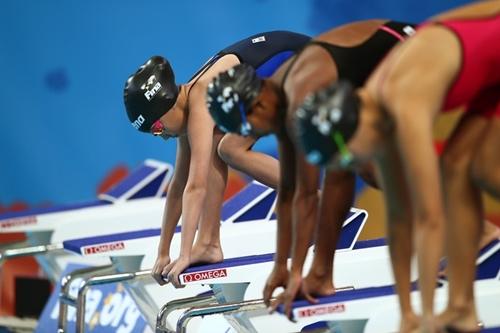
<box><xmin>295</xmin><ymin>81</ymin><xmax>360</xmax><ymax>166</ymax></box>
<box><xmin>206</xmin><ymin>63</ymin><xmax>261</xmax><ymax>136</ymax></box>
<box><xmin>124</xmin><ymin>56</ymin><xmax>179</xmax><ymax>133</ymax></box>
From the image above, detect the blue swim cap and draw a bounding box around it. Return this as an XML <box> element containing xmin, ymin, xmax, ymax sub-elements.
<box><xmin>206</xmin><ymin>63</ymin><xmax>262</xmax><ymax>136</ymax></box>
<box><xmin>295</xmin><ymin>81</ymin><xmax>360</xmax><ymax>166</ymax></box>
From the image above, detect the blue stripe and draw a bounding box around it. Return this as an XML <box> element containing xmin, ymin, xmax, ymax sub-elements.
<box><xmin>439</xmin><ymin>239</ymin><xmax>499</xmax><ymax>281</ymax></box>
<box><xmin>0</xmin><ymin>200</ymin><xmax>108</xmax><ymax>220</ymax></box>
<box><xmin>278</xmin><ymin>282</ymin><xmax>425</xmax><ymax>316</ymax></box>
<box><xmin>63</xmin><ymin>228</ymin><xmax>164</xmax><ymax>253</ymax></box>
<box><xmin>336</xmin><ymin>212</ymin><xmax>367</xmax><ymax>250</ymax></box>
<box><xmin>353</xmin><ymin>238</ymin><xmax>387</xmax><ymax>249</ymax></box>
<box><xmin>234</xmin><ymin>191</ymin><xmax>276</xmax><ymax>222</ymax></box>
<box><xmin>255</xmin><ymin>51</ymin><xmax>294</xmax><ymax>78</ymax></box>
<box><xmin>301</xmin><ymin>322</ymin><xmax>329</xmax><ymax>332</ymax></box>
<box><xmin>195</xmin><ymin>290</ymin><xmax>215</xmax><ymax>298</ymax></box>
<box><xmin>221</xmin><ymin>183</ymin><xmax>268</xmax><ymax>221</ymax></box>
<box><xmin>478</xmin><ymin>239</ymin><xmax>499</xmax><ymax>258</ymax></box>
<box><xmin>129</xmin><ymin>171</ymin><xmax>165</xmax><ymax>199</ymax></box>
<box><xmin>104</xmin><ymin>165</ymin><xmax>156</xmax><ymax>199</ymax></box>
<box><xmin>476</xmin><ymin>243</ymin><xmax>500</xmax><ymax>280</ymax></box>
<box><xmin>184</xmin><ymin>253</ymin><xmax>275</xmax><ymax>273</ymax></box>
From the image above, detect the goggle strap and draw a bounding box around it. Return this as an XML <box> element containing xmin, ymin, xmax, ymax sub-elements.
<box><xmin>332</xmin><ymin>131</ymin><xmax>353</xmax><ymax>166</ymax></box>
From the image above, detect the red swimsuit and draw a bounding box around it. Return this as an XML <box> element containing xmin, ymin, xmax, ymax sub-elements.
<box><xmin>440</xmin><ymin>14</ymin><xmax>500</xmax><ymax>117</ymax></box>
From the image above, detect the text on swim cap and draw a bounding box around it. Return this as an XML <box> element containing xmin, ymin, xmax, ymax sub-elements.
<box><xmin>251</xmin><ymin>36</ymin><xmax>266</xmax><ymax>43</ymax></box>
<box><xmin>144</xmin><ymin>82</ymin><xmax>162</xmax><ymax>101</ymax></box>
<box><xmin>132</xmin><ymin>114</ymin><xmax>145</xmax><ymax>129</ymax></box>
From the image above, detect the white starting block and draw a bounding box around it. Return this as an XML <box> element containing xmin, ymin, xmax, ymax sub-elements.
<box><xmin>275</xmin><ymin>238</ymin><xmax>500</xmax><ymax>333</ymax></box>
<box><xmin>54</xmin><ymin>180</ymin><xmax>281</xmax><ymax>332</ymax></box>
<box><xmin>0</xmin><ymin>159</ymin><xmax>173</xmax><ymax>281</ymax></box>
<box><xmin>171</xmin><ymin>238</ymin><xmax>499</xmax><ymax>333</ymax></box>
<box><xmin>57</xmin><ymin>204</ymin><xmax>369</xmax><ymax>333</ymax></box>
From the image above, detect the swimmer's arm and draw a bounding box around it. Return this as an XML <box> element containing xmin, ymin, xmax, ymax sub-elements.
<box><xmin>283</xmin><ymin>61</ymin><xmax>339</xmax><ymax>274</ymax></box>
<box><xmin>157</xmin><ymin>136</ymin><xmax>190</xmax><ymax>257</ymax></box>
<box><xmin>275</xmin><ymin>134</ymin><xmax>297</xmax><ymax>266</ymax></box>
<box><xmin>384</xmin><ymin>77</ymin><xmax>447</xmax><ymax>315</ymax></box>
<box><xmin>289</xmin><ymin>153</ymin><xmax>320</xmax><ymax>275</ymax></box>
<box><xmin>178</xmin><ymin>84</ymin><xmax>215</xmax><ymax>261</ymax></box>
<box><xmin>383</xmin><ymin>70</ymin><xmax>446</xmax><ymax>222</ymax></box>
<box><xmin>173</xmin><ymin>54</ymin><xmax>239</xmax><ymax>260</ymax></box>
<box><xmin>311</xmin><ymin>170</ymin><xmax>356</xmax><ymax>274</ymax></box>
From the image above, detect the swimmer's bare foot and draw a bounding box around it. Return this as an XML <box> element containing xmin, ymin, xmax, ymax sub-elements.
<box><xmin>190</xmin><ymin>243</ymin><xmax>224</xmax><ymax>265</ymax></box>
<box><xmin>399</xmin><ymin>311</ymin><xmax>419</xmax><ymax>333</ymax></box>
<box><xmin>438</xmin><ymin>305</ymin><xmax>481</xmax><ymax>333</ymax></box>
<box><xmin>419</xmin><ymin>315</ymin><xmax>440</xmax><ymax>333</ymax></box>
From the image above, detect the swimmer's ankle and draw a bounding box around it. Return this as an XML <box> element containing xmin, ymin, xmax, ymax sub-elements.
<box><xmin>308</xmin><ymin>263</ymin><xmax>333</xmax><ymax>279</ymax></box>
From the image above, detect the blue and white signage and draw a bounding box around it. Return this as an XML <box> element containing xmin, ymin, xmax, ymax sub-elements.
<box><xmin>36</xmin><ymin>263</ymin><xmax>152</xmax><ymax>333</ymax></box>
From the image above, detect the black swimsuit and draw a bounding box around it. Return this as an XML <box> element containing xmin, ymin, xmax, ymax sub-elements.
<box><xmin>282</xmin><ymin>21</ymin><xmax>416</xmax><ymax>88</ymax></box>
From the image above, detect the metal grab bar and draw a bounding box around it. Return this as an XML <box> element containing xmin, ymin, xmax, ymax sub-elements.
<box><xmin>0</xmin><ymin>243</ymin><xmax>63</xmax><ymax>263</ymax></box>
<box><xmin>57</xmin><ymin>264</ymin><xmax>115</xmax><ymax>333</ymax></box>
<box><xmin>155</xmin><ymin>294</ymin><xmax>217</xmax><ymax>333</ymax></box>
<box><xmin>176</xmin><ymin>298</ymin><xmax>267</xmax><ymax>333</ymax></box>
<box><xmin>75</xmin><ymin>269</ymin><xmax>152</xmax><ymax>333</ymax></box>
<box><xmin>174</xmin><ymin>286</ymin><xmax>355</xmax><ymax>332</ymax></box>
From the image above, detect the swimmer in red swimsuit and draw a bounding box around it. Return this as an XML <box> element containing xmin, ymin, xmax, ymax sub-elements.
<box><xmin>294</xmin><ymin>1</ymin><xmax>500</xmax><ymax>332</ymax></box>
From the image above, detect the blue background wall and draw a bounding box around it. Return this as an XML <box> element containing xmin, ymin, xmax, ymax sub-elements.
<box><xmin>0</xmin><ymin>0</ymin><xmax>471</xmax><ymax>206</ymax></box>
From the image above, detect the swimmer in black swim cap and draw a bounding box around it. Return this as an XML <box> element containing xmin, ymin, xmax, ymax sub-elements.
<box><xmin>122</xmin><ymin>31</ymin><xmax>310</xmax><ymax>289</ymax></box>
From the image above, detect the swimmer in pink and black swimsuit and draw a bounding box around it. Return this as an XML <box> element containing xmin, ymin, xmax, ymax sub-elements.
<box><xmin>294</xmin><ymin>2</ymin><xmax>500</xmax><ymax>332</ymax></box>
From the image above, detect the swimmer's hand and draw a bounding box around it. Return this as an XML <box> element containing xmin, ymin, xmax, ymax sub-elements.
<box><xmin>151</xmin><ymin>254</ymin><xmax>171</xmax><ymax>286</ymax></box>
<box><xmin>268</xmin><ymin>272</ymin><xmax>318</xmax><ymax>322</ymax></box>
<box><xmin>263</xmin><ymin>263</ymin><xmax>289</xmax><ymax>308</ymax></box>
<box><xmin>162</xmin><ymin>256</ymin><xmax>190</xmax><ymax>288</ymax></box>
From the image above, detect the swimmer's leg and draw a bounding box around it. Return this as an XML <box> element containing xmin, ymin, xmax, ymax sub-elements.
<box><xmin>471</xmin><ymin>116</ymin><xmax>500</xmax><ymax>198</ymax></box>
<box><xmin>440</xmin><ymin>113</ymin><xmax>487</xmax><ymax>331</ymax></box>
<box><xmin>375</xmin><ymin>143</ymin><xmax>418</xmax><ymax>333</ymax></box>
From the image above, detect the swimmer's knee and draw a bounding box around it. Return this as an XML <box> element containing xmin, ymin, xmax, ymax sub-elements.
<box><xmin>471</xmin><ymin>151</ymin><xmax>500</xmax><ymax>196</ymax></box>
<box><xmin>440</xmin><ymin>145</ymin><xmax>473</xmax><ymax>180</ymax></box>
